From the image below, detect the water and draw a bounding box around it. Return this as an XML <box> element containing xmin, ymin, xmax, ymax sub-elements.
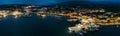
<box><xmin>0</xmin><ymin>14</ymin><xmax>120</xmax><ymax>36</ymax></box>
<box><xmin>85</xmin><ymin>25</ymin><xmax>120</xmax><ymax>36</ymax></box>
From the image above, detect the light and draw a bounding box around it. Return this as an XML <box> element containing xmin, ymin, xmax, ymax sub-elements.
<box><xmin>117</xmin><ymin>17</ymin><xmax>120</xmax><ymax>20</ymax></box>
<box><xmin>0</xmin><ymin>12</ymin><xmax>8</xmax><ymax>18</ymax></box>
<box><xmin>77</xmin><ymin>26</ymin><xmax>81</xmax><ymax>28</ymax></box>
<box><xmin>41</xmin><ymin>14</ymin><xmax>46</xmax><ymax>17</ymax></box>
<box><xmin>68</xmin><ymin>28</ymin><xmax>72</xmax><ymax>31</ymax></box>
<box><xmin>12</xmin><ymin>11</ymin><xmax>22</xmax><ymax>16</ymax></box>
<box><xmin>3</xmin><ymin>14</ymin><xmax>7</xmax><ymax>18</ymax></box>
<box><xmin>78</xmin><ymin>24</ymin><xmax>83</xmax><ymax>26</ymax></box>
<box><xmin>14</xmin><ymin>15</ymin><xmax>18</xmax><ymax>19</ymax></box>
<box><xmin>41</xmin><ymin>15</ymin><xmax>46</xmax><ymax>19</ymax></box>
<box><xmin>12</xmin><ymin>11</ymin><xmax>22</xmax><ymax>19</ymax></box>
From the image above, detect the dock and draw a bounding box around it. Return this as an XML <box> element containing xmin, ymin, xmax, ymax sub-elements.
<box><xmin>97</xmin><ymin>23</ymin><xmax>120</xmax><ymax>26</ymax></box>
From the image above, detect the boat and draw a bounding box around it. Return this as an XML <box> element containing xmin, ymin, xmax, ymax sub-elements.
<box><xmin>56</xmin><ymin>13</ymin><xmax>64</xmax><ymax>16</ymax></box>
<box><xmin>86</xmin><ymin>23</ymin><xmax>100</xmax><ymax>32</ymax></box>
<box><xmin>76</xmin><ymin>28</ymin><xmax>87</xmax><ymax>36</ymax></box>
<box><xmin>67</xmin><ymin>19</ymin><xmax>78</xmax><ymax>22</ymax></box>
<box><xmin>41</xmin><ymin>14</ymin><xmax>46</xmax><ymax>17</ymax></box>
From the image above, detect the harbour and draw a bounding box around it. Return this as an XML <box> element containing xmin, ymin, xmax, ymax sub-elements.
<box><xmin>0</xmin><ymin>15</ymin><xmax>120</xmax><ymax>36</ymax></box>
<box><xmin>0</xmin><ymin>0</ymin><xmax>120</xmax><ymax>36</ymax></box>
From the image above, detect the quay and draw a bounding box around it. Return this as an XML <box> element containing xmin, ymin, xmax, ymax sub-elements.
<box><xmin>98</xmin><ymin>23</ymin><xmax>120</xmax><ymax>26</ymax></box>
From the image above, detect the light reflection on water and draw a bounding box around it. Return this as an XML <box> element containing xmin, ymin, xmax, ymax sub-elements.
<box><xmin>0</xmin><ymin>14</ymin><xmax>120</xmax><ymax>36</ymax></box>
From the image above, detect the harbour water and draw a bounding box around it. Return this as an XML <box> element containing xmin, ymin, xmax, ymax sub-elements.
<box><xmin>0</xmin><ymin>14</ymin><xmax>120</xmax><ymax>36</ymax></box>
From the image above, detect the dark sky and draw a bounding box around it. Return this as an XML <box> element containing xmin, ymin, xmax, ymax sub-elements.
<box><xmin>0</xmin><ymin>0</ymin><xmax>120</xmax><ymax>5</ymax></box>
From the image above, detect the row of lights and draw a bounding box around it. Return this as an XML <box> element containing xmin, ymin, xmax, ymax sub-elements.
<box><xmin>0</xmin><ymin>10</ymin><xmax>23</xmax><ymax>18</ymax></box>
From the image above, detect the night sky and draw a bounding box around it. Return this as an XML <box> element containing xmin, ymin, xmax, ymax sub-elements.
<box><xmin>0</xmin><ymin>0</ymin><xmax>120</xmax><ymax>5</ymax></box>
